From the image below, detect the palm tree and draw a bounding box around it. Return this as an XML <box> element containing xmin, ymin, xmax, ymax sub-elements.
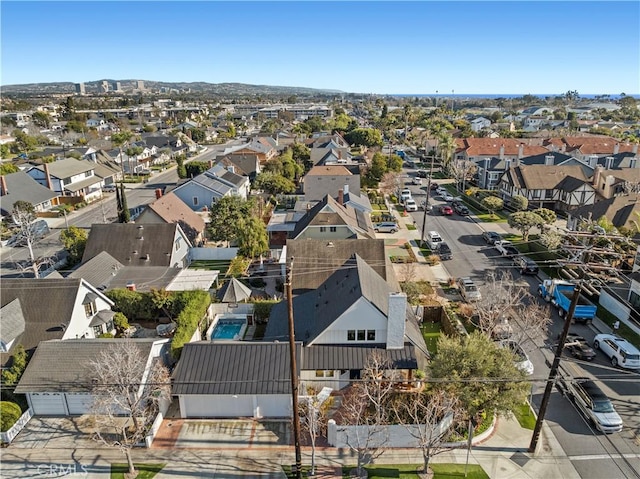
<box><xmin>437</xmin><ymin>132</ymin><xmax>457</xmax><ymax>174</ymax></box>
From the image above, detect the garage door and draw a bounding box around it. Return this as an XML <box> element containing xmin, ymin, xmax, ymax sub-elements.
<box><xmin>182</xmin><ymin>394</ymin><xmax>254</xmax><ymax>418</ymax></box>
<box><xmin>29</xmin><ymin>393</ymin><xmax>66</xmax><ymax>415</ymax></box>
<box><xmin>65</xmin><ymin>393</ymin><xmax>94</xmax><ymax>415</ymax></box>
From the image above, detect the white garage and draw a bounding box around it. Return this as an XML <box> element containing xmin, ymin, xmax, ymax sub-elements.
<box><xmin>173</xmin><ymin>342</ymin><xmax>295</xmax><ymax>418</ymax></box>
<box><xmin>27</xmin><ymin>392</ymin><xmax>67</xmax><ymax>416</ymax></box>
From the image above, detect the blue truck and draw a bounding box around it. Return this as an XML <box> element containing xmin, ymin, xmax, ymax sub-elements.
<box><xmin>538</xmin><ymin>279</ymin><xmax>597</xmax><ymax>323</ymax></box>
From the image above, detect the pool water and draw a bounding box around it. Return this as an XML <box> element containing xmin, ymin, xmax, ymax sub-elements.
<box><xmin>211</xmin><ymin>320</ymin><xmax>244</xmax><ymax>340</ymax></box>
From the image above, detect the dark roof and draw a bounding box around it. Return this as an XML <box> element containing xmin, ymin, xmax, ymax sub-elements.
<box><xmin>83</xmin><ymin>223</ymin><xmax>188</xmax><ymax>267</ymax></box>
<box><xmin>15</xmin><ymin>339</ymin><xmax>159</xmax><ymax>393</ymax></box>
<box><xmin>216</xmin><ymin>277</ymin><xmax>253</xmax><ymax>303</ymax></box>
<box><xmin>301</xmin><ymin>344</ymin><xmax>417</xmax><ymax>370</ymax></box>
<box><xmin>570</xmin><ymin>193</ymin><xmax>640</xmax><ymax>228</ymax></box>
<box><xmin>142</xmin><ymin>135</ymin><xmax>180</xmax><ymax>149</ymax></box>
<box><xmin>0</xmin><ymin>171</ymin><xmax>58</xmax><ymax>215</ymax></box>
<box><xmin>0</xmin><ymin>298</ymin><xmax>25</xmax><ymax>346</ymax></box>
<box><xmin>0</xmin><ymin>279</ymin><xmax>89</xmax><ymax>364</ymax></box>
<box><xmin>291</xmin><ymin>195</ymin><xmax>374</xmax><ymax>240</ymax></box>
<box><xmin>172</xmin><ymin>341</ymin><xmax>299</xmax><ymax>395</ymax></box>
<box><xmin>286</xmin><ymin>238</ymin><xmax>397</xmax><ymax>292</ymax></box>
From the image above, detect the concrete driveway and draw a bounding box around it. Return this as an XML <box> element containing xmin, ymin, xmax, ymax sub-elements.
<box><xmin>10</xmin><ymin>416</ymin><xmax>103</xmax><ymax>449</ymax></box>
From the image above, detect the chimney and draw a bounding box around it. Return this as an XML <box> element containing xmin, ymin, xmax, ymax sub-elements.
<box><xmin>605</xmin><ymin>156</ymin><xmax>614</xmax><ymax>170</ymax></box>
<box><xmin>126</xmin><ymin>282</ymin><xmax>136</xmax><ymax>291</ymax></box>
<box><xmin>633</xmin><ymin>143</ymin><xmax>638</xmax><ymax>155</ymax></box>
<box><xmin>593</xmin><ymin>165</ymin><xmax>603</xmax><ymax>187</ymax></box>
<box><xmin>505</xmin><ymin>159</ymin><xmax>512</xmax><ymax>170</ymax></box>
<box><xmin>338</xmin><ymin>188</ymin><xmax>344</xmax><ymax>205</ymax></box>
<box><xmin>343</xmin><ymin>184</ymin><xmax>349</xmax><ymax>195</ymax></box>
<box><xmin>338</xmin><ymin>150</ymin><xmax>342</xmax><ymax>160</ymax></box>
<box><xmin>386</xmin><ymin>292</ymin><xmax>407</xmax><ymax>350</ymax></box>
<box><xmin>545</xmin><ymin>154</ymin><xmax>555</xmax><ymax>166</ymax></box>
<box><xmin>499</xmin><ymin>144</ymin><xmax>505</xmax><ymax>160</ymax></box>
<box><xmin>518</xmin><ymin>143</ymin><xmax>524</xmax><ymax>160</ymax></box>
<box><xmin>208</xmin><ymin>160</ymin><xmax>213</xmax><ymax>169</ymax></box>
<box><xmin>614</xmin><ymin>143</ymin><xmax>620</xmax><ymax>155</ymax></box>
<box><xmin>44</xmin><ymin>163</ymin><xmax>53</xmax><ymax>191</ymax></box>
<box><xmin>0</xmin><ymin>175</ymin><xmax>7</xmax><ymax>196</ymax></box>
<box><xmin>630</xmin><ymin>158</ymin><xmax>638</xmax><ymax>169</ymax></box>
<box><xmin>155</xmin><ymin>188</ymin><xmax>163</xmax><ymax>199</ymax></box>
<box><xmin>588</xmin><ymin>155</ymin><xmax>597</xmax><ymax>168</ymax></box>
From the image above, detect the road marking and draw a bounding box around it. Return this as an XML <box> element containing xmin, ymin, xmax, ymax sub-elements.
<box><xmin>569</xmin><ymin>453</ymin><xmax>640</xmax><ymax>460</ymax></box>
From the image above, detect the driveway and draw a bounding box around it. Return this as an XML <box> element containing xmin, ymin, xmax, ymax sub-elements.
<box><xmin>10</xmin><ymin>416</ymin><xmax>105</xmax><ymax>449</ymax></box>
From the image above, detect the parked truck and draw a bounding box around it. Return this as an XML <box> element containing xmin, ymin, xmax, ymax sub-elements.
<box><xmin>538</xmin><ymin>279</ymin><xmax>597</xmax><ymax>323</ymax></box>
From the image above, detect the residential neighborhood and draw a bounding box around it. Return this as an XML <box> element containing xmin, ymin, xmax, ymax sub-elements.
<box><xmin>1</xmin><ymin>80</ymin><xmax>639</xmax><ymax>479</ymax></box>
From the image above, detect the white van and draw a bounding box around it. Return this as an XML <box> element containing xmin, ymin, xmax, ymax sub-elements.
<box><xmin>426</xmin><ymin>231</ymin><xmax>443</xmax><ymax>250</ymax></box>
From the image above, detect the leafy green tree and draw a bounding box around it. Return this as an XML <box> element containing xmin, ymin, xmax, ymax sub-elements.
<box><xmin>369</xmin><ymin>152</ymin><xmax>389</xmax><ymax>182</ymax></box>
<box><xmin>10</xmin><ymin>130</ymin><xmax>38</xmax><ymax>153</ymax></box>
<box><xmin>481</xmin><ymin>196</ymin><xmax>504</xmax><ymax>218</ymax></box>
<box><xmin>253</xmin><ymin>172</ymin><xmax>296</xmax><ymax>194</ymax></box>
<box><xmin>112</xmin><ymin>312</ymin><xmax>130</xmax><ymax>336</ymax></box>
<box><xmin>32</xmin><ymin>111</ymin><xmax>51</xmax><ymax>128</ymax></box>
<box><xmin>0</xmin><ymin>162</ymin><xmax>18</xmax><ymax>174</ymax></box>
<box><xmin>387</xmin><ymin>154</ymin><xmax>403</xmax><ymax>172</ymax></box>
<box><xmin>236</xmin><ymin>216</ymin><xmax>269</xmax><ymax>259</ymax></box>
<box><xmin>510</xmin><ymin>195</ymin><xmax>529</xmax><ymax>211</ymax></box>
<box><xmin>208</xmin><ymin>196</ymin><xmax>256</xmax><ymax>243</ymax></box>
<box><xmin>176</xmin><ymin>154</ymin><xmax>187</xmax><ymax>178</ymax></box>
<box><xmin>188</xmin><ymin>128</ymin><xmax>206</xmax><ymax>143</ymax></box>
<box><xmin>304</xmin><ymin>116</ymin><xmax>325</xmax><ymax>133</ymax></box>
<box><xmin>185</xmin><ymin>161</ymin><xmax>209</xmax><ymax>178</ymax></box>
<box><xmin>430</xmin><ymin>331</ymin><xmax>529</xmax><ymax>422</ymax></box>
<box><xmin>118</xmin><ymin>183</ymin><xmax>130</xmax><ymax>223</ymax></box>
<box><xmin>532</xmin><ymin>208</ymin><xmax>557</xmax><ymax>233</ymax></box>
<box><xmin>508</xmin><ymin>211</ymin><xmax>543</xmax><ymax>241</ymax></box>
<box><xmin>291</xmin><ymin>143</ymin><xmax>312</xmax><ymax>171</ymax></box>
<box><xmin>344</xmin><ymin>128</ymin><xmax>383</xmax><ymax>147</ymax></box>
<box><xmin>59</xmin><ymin>226</ymin><xmax>88</xmax><ymax>266</ymax></box>
<box><xmin>0</xmin><ymin>401</ymin><xmax>22</xmax><ymax>432</ymax></box>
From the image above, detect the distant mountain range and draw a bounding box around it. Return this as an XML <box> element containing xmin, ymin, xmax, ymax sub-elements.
<box><xmin>1</xmin><ymin>79</ymin><xmax>344</xmax><ymax>96</ymax></box>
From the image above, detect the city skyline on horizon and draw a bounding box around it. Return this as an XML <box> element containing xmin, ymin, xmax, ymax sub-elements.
<box><xmin>1</xmin><ymin>1</ymin><xmax>638</xmax><ymax>96</ymax></box>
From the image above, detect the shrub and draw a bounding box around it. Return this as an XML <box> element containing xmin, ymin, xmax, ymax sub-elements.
<box><xmin>252</xmin><ymin>299</ymin><xmax>279</xmax><ymax>324</ymax></box>
<box><xmin>97</xmin><ymin>333</ymin><xmax>114</xmax><ymax>339</ymax></box>
<box><xmin>0</xmin><ymin>401</ymin><xmax>22</xmax><ymax>432</ymax></box>
<box><xmin>112</xmin><ymin>312</ymin><xmax>130</xmax><ymax>336</ymax></box>
<box><xmin>249</xmin><ymin>277</ymin><xmax>266</xmax><ymax>288</ymax></box>
<box><xmin>1</xmin><ymin>345</ymin><xmax>27</xmax><ymax>386</ymax></box>
<box><xmin>105</xmin><ymin>289</ymin><xmax>155</xmax><ymax>320</ymax></box>
<box><xmin>171</xmin><ymin>290</ymin><xmax>212</xmax><ymax>359</ymax></box>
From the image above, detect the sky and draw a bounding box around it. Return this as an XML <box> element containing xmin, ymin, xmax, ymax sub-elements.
<box><xmin>1</xmin><ymin>1</ymin><xmax>638</xmax><ymax>95</ymax></box>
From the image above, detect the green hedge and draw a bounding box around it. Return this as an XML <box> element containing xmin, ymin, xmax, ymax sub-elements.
<box><xmin>0</xmin><ymin>401</ymin><xmax>22</xmax><ymax>432</ymax></box>
<box><xmin>171</xmin><ymin>290</ymin><xmax>212</xmax><ymax>359</ymax></box>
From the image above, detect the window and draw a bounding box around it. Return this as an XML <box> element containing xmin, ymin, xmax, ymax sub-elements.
<box><xmin>84</xmin><ymin>301</ymin><xmax>96</xmax><ymax>318</ymax></box>
<box><xmin>347</xmin><ymin>330</ymin><xmax>356</xmax><ymax>341</ymax></box>
<box><xmin>330</xmin><ymin>226</ymin><xmax>337</xmax><ymax>232</ymax></box>
<box><xmin>193</xmin><ymin>197</ymin><xmax>199</xmax><ymax>206</ymax></box>
<box><xmin>315</xmin><ymin>370</ymin><xmax>333</xmax><ymax>377</ymax></box>
<box><xmin>93</xmin><ymin>325</ymin><xmax>103</xmax><ymax>336</ymax></box>
<box><xmin>175</xmin><ymin>237</ymin><xmax>181</xmax><ymax>252</ymax></box>
<box><xmin>367</xmin><ymin>330</ymin><xmax>376</xmax><ymax>341</ymax></box>
<box><xmin>357</xmin><ymin>330</ymin><xmax>365</xmax><ymax>341</ymax></box>
<box><xmin>320</xmin><ymin>227</ymin><xmax>327</xmax><ymax>232</ymax></box>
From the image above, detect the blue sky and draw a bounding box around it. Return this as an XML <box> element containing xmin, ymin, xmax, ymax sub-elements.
<box><xmin>1</xmin><ymin>1</ymin><xmax>638</xmax><ymax>95</ymax></box>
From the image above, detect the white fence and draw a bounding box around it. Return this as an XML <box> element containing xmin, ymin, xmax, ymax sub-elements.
<box><xmin>1</xmin><ymin>408</ymin><xmax>33</xmax><ymax>444</ymax></box>
<box><xmin>190</xmin><ymin>247</ymin><xmax>239</xmax><ymax>261</ymax></box>
<box><xmin>144</xmin><ymin>397</ymin><xmax>170</xmax><ymax>448</ymax></box>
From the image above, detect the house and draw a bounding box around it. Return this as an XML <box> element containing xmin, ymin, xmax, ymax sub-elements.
<box><xmin>498</xmin><ymin>164</ymin><xmax>597</xmax><ymax>212</ymax></box>
<box><xmin>142</xmin><ymin>134</ymin><xmax>188</xmax><ymax>158</ymax></box>
<box><xmin>171</xmin><ymin>164</ymin><xmax>250</xmax><ymax>212</ymax></box>
<box><xmin>303</xmin><ymin>165</ymin><xmax>361</xmax><ymax>201</ymax></box>
<box><xmin>455</xmin><ymin>138</ymin><xmax>548</xmax><ymax>163</ymax></box>
<box><xmin>305</xmin><ymin>133</ymin><xmax>349</xmax><ymax>150</ymax></box>
<box><xmin>136</xmin><ymin>192</ymin><xmax>206</xmax><ymax>245</ymax></box>
<box><xmin>68</xmin><ymin>251</ymin><xmax>218</xmax><ymax>293</ymax></box>
<box><xmin>0</xmin><ymin>278</ymin><xmax>114</xmax><ymax>366</ymax></box>
<box><xmin>567</xmin><ymin>193</ymin><xmax>640</xmax><ymax>231</ymax></box>
<box><xmin>91</xmin><ymin>150</ymin><xmax>122</xmax><ymax>186</ymax></box>
<box><xmin>224</xmin><ymin>137</ymin><xmax>278</xmax><ymax>164</ymax></box>
<box><xmin>14</xmin><ymin>338</ymin><xmax>169</xmax><ymax>416</ymax></box>
<box><xmin>591</xmin><ymin>164</ymin><xmax>640</xmax><ymax>199</ymax></box>
<box><xmin>82</xmin><ymin>223</ymin><xmax>192</xmax><ymax>268</ymax></box>
<box><xmin>543</xmin><ymin>136</ymin><xmax>638</xmax><ymax>163</ymax></box>
<box><xmin>290</xmin><ymin>195</ymin><xmax>375</xmax><ymax>241</ymax></box>
<box><xmin>26</xmin><ymin>158</ymin><xmax>103</xmax><ymax>202</ymax></box>
<box><xmin>284</xmin><ymin>238</ymin><xmax>399</xmax><ymax>294</ymax></box>
<box><xmin>309</xmin><ymin>147</ymin><xmax>354</xmax><ymax>166</ymax></box>
<box><xmin>265</xmin><ymin>254</ymin><xmax>427</xmax><ymax>391</ymax></box>
<box><xmin>470</xmin><ymin>117</ymin><xmax>491</xmax><ymax>132</ymax></box>
<box><xmin>172</xmin><ymin>341</ymin><xmax>297</xmax><ymax>418</ymax></box>
<box><xmin>0</xmin><ymin>171</ymin><xmax>59</xmax><ymax>216</ymax></box>
<box><xmin>218</xmin><ymin>153</ymin><xmax>261</xmax><ymax>179</ymax></box>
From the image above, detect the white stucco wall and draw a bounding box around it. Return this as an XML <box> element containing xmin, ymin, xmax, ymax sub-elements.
<box><xmin>310</xmin><ymin>298</ymin><xmax>387</xmax><ymax>345</ymax></box>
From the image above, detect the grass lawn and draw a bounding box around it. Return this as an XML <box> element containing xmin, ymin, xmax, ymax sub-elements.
<box><xmin>111</xmin><ymin>463</ymin><xmax>165</xmax><ymax>479</ymax></box>
<box><xmin>341</xmin><ymin>463</ymin><xmax>489</xmax><ymax>478</ymax></box>
<box><xmin>421</xmin><ymin>321</ymin><xmax>441</xmax><ymax>355</ymax></box>
<box><xmin>474</xmin><ymin>212</ymin><xmax>508</xmax><ymax>223</ymax></box>
<box><xmin>189</xmin><ymin>260</ymin><xmax>231</xmax><ymax>271</ymax></box>
<box><xmin>407</xmin><ymin>224</ymin><xmax>417</xmax><ymax>230</ymax></box>
<box><xmin>513</xmin><ymin>403</ymin><xmax>536</xmax><ymax>430</ymax></box>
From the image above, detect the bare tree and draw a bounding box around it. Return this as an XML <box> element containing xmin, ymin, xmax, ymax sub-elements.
<box><xmin>299</xmin><ymin>386</ymin><xmax>333</xmax><ymax>476</ymax></box>
<box><xmin>340</xmin><ymin>350</ymin><xmax>397</xmax><ymax>477</ymax></box>
<box><xmin>449</xmin><ymin>159</ymin><xmax>477</xmax><ymax>193</ymax></box>
<box><xmin>401</xmin><ymin>260</ymin><xmax>418</xmax><ymax>284</ymax></box>
<box><xmin>11</xmin><ymin>201</ymin><xmax>43</xmax><ymax>278</ymax></box>
<box><xmin>378</xmin><ymin>171</ymin><xmax>402</xmax><ymax>198</ymax></box>
<box><xmin>474</xmin><ymin>271</ymin><xmax>550</xmax><ymax>345</ymax></box>
<box><xmin>392</xmin><ymin>390</ymin><xmax>461</xmax><ymax>475</ymax></box>
<box><xmin>89</xmin><ymin>341</ymin><xmax>171</xmax><ymax>476</ymax></box>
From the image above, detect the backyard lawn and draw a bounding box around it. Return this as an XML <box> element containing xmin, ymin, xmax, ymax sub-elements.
<box><xmin>189</xmin><ymin>259</ymin><xmax>231</xmax><ymax>271</ymax></box>
<box><xmin>421</xmin><ymin>321</ymin><xmax>441</xmax><ymax>355</ymax></box>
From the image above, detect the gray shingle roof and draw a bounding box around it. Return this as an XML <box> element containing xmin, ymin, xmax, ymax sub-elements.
<box><xmin>14</xmin><ymin>339</ymin><xmax>158</xmax><ymax>393</ymax></box>
<box><xmin>301</xmin><ymin>344</ymin><xmax>417</xmax><ymax>370</ymax></box>
<box><xmin>570</xmin><ymin>193</ymin><xmax>640</xmax><ymax>229</ymax></box>
<box><xmin>172</xmin><ymin>341</ymin><xmax>299</xmax><ymax>395</ymax></box>
<box><xmin>0</xmin><ymin>298</ymin><xmax>25</xmax><ymax>347</ymax></box>
<box><xmin>0</xmin><ymin>171</ymin><xmax>58</xmax><ymax>215</ymax></box>
<box><xmin>216</xmin><ymin>277</ymin><xmax>253</xmax><ymax>303</ymax></box>
<box><xmin>83</xmin><ymin>223</ymin><xmax>186</xmax><ymax>267</ymax></box>
<box><xmin>291</xmin><ymin>195</ymin><xmax>374</xmax><ymax>239</ymax></box>
<box><xmin>31</xmin><ymin>158</ymin><xmax>94</xmax><ymax>178</ymax></box>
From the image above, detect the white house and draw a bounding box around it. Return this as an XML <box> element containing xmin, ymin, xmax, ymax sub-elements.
<box><xmin>26</xmin><ymin>158</ymin><xmax>102</xmax><ymax>202</ymax></box>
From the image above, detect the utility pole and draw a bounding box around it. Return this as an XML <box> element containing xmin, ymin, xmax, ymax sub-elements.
<box><xmin>420</xmin><ymin>148</ymin><xmax>437</xmax><ymax>247</ymax></box>
<box><xmin>286</xmin><ymin>259</ymin><xmax>302</xmax><ymax>478</ymax></box>
<box><xmin>529</xmin><ymin>282</ymin><xmax>582</xmax><ymax>453</ymax></box>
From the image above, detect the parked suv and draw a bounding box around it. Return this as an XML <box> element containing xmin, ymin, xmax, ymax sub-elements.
<box><xmin>374</xmin><ymin>222</ymin><xmax>399</xmax><ymax>233</ymax></box>
<box><xmin>426</xmin><ymin>231</ymin><xmax>443</xmax><ymax>250</ymax></box>
<box><xmin>404</xmin><ymin>198</ymin><xmax>418</xmax><ymax>212</ymax></box>
<box><xmin>513</xmin><ymin>255</ymin><xmax>539</xmax><ymax>275</ymax></box>
<box><xmin>457</xmin><ymin>277</ymin><xmax>481</xmax><ymax>301</ymax></box>
<box><xmin>435</xmin><ymin>241</ymin><xmax>452</xmax><ymax>260</ymax></box>
<box><xmin>593</xmin><ymin>334</ymin><xmax>640</xmax><ymax>369</ymax></box>
<box><xmin>399</xmin><ymin>189</ymin><xmax>412</xmax><ymax>203</ymax></box>
<box><xmin>558</xmin><ymin>377</ymin><xmax>623</xmax><ymax>433</ymax></box>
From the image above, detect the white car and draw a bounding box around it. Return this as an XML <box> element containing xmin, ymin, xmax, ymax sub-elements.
<box><xmin>412</xmin><ymin>176</ymin><xmax>423</xmax><ymax>185</ymax></box>
<box><xmin>500</xmin><ymin>340</ymin><xmax>534</xmax><ymax>375</ymax></box>
<box><xmin>404</xmin><ymin>198</ymin><xmax>418</xmax><ymax>212</ymax></box>
<box><xmin>593</xmin><ymin>334</ymin><xmax>640</xmax><ymax>369</ymax></box>
<box><xmin>399</xmin><ymin>189</ymin><xmax>412</xmax><ymax>203</ymax></box>
<box><xmin>441</xmin><ymin>193</ymin><xmax>454</xmax><ymax>202</ymax></box>
<box><xmin>559</xmin><ymin>378</ymin><xmax>623</xmax><ymax>433</ymax></box>
<box><xmin>457</xmin><ymin>277</ymin><xmax>482</xmax><ymax>301</ymax></box>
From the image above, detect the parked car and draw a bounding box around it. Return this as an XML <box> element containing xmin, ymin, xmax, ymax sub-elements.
<box><xmin>453</xmin><ymin>203</ymin><xmax>470</xmax><ymax>215</ymax></box>
<box><xmin>558</xmin><ymin>377</ymin><xmax>623</xmax><ymax>433</ymax></box>
<box><xmin>404</xmin><ymin>199</ymin><xmax>418</xmax><ymax>212</ymax></box>
<box><xmin>420</xmin><ymin>200</ymin><xmax>433</xmax><ymax>211</ymax></box>
<box><xmin>593</xmin><ymin>334</ymin><xmax>640</xmax><ymax>369</ymax></box>
<box><xmin>513</xmin><ymin>255</ymin><xmax>539</xmax><ymax>275</ymax></box>
<box><xmin>399</xmin><ymin>189</ymin><xmax>412</xmax><ymax>203</ymax></box>
<box><xmin>440</xmin><ymin>192</ymin><xmax>454</xmax><ymax>202</ymax></box>
<box><xmin>102</xmin><ymin>184</ymin><xmax>117</xmax><ymax>193</ymax></box>
<box><xmin>416</xmin><ymin>169</ymin><xmax>430</xmax><ymax>178</ymax></box>
<box><xmin>564</xmin><ymin>333</ymin><xmax>597</xmax><ymax>361</ymax></box>
<box><xmin>412</xmin><ymin>176</ymin><xmax>423</xmax><ymax>185</ymax></box>
<box><xmin>494</xmin><ymin>240</ymin><xmax>519</xmax><ymax>257</ymax></box>
<box><xmin>482</xmin><ymin>231</ymin><xmax>502</xmax><ymax>245</ymax></box>
<box><xmin>430</xmin><ymin>183</ymin><xmax>440</xmax><ymax>190</ymax></box>
<box><xmin>435</xmin><ymin>241</ymin><xmax>452</xmax><ymax>260</ymax></box>
<box><xmin>374</xmin><ymin>222</ymin><xmax>399</xmax><ymax>233</ymax></box>
<box><xmin>499</xmin><ymin>340</ymin><xmax>534</xmax><ymax>375</ymax></box>
<box><xmin>457</xmin><ymin>277</ymin><xmax>481</xmax><ymax>301</ymax></box>
<box><xmin>426</xmin><ymin>231</ymin><xmax>443</xmax><ymax>250</ymax></box>
<box><xmin>440</xmin><ymin>205</ymin><xmax>453</xmax><ymax>215</ymax></box>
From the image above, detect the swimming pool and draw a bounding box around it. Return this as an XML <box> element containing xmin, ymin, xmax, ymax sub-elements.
<box><xmin>210</xmin><ymin>320</ymin><xmax>246</xmax><ymax>340</ymax></box>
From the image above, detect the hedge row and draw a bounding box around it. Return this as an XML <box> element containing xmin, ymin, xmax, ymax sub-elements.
<box><xmin>0</xmin><ymin>401</ymin><xmax>22</xmax><ymax>432</ymax></box>
<box><xmin>170</xmin><ymin>290</ymin><xmax>212</xmax><ymax>359</ymax></box>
